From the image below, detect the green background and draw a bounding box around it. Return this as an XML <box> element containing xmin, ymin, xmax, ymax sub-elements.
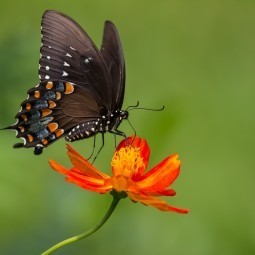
<box><xmin>0</xmin><ymin>1</ymin><xmax>254</xmax><ymax>254</ymax></box>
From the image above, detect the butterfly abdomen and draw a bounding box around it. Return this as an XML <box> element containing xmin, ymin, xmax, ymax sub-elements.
<box><xmin>65</xmin><ymin>116</ymin><xmax>112</xmax><ymax>142</ymax></box>
<box><xmin>65</xmin><ymin>121</ymin><xmax>100</xmax><ymax>142</ymax></box>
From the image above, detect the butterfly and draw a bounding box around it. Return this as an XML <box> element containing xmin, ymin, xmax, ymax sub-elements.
<box><xmin>3</xmin><ymin>10</ymin><xmax>128</xmax><ymax>155</ymax></box>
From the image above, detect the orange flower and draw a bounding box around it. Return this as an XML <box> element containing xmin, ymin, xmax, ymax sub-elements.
<box><xmin>49</xmin><ymin>136</ymin><xmax>188</xmax><ymax>214</ymax></box>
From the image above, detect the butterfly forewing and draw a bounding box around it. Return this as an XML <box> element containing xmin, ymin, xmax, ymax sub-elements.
<box><xmin>40</xmin><ymin>10</ymin><xmax>112</xmax><ymax>109</ymax></box>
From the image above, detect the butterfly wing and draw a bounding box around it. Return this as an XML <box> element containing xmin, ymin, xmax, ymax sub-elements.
<box><xmin>100</xmin><ymin>21</ymin><xmax>126</xmax><ymax>110</ymax></box>
<box><xmin>4</xmin><ymin>11</ymin><xmax>127</xmax><ymax>155</ymax></box>
<box><xmin>40</xmin><ymin>10</ymin><xmax>112</xmax><ymax>109</ymax></box>
<box><xmin>9</xmin><ymin>81</ymin><xmax>101</xmax><ymax>153</ymax></box>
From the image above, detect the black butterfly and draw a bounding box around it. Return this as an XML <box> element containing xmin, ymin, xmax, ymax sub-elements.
<box><xmin>4</xmin><ymin>10</ymin><xmax>128</xmax><ymax>155</ymax></box>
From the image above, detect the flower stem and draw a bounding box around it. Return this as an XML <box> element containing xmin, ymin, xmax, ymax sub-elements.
<box><xmin>41</xmin><ymin>196</ymin><xmax>120</xmax><ymax>255</ymax></box>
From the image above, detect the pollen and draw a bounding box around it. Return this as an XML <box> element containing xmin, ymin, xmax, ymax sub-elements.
<box><xmin>111</xmin><ymin>146</ymin><xmax>144</xmax><ymax>177</ymax></box>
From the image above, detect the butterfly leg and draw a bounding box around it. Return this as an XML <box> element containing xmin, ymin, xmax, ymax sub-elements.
<box><xmin>109</xmin><ymin>128</ymin><xmax>132</xmax><ymax>147</ymax></box>
<box><xmin>114</xmin><ymin>133</ymin><xmax>117</xmax><ymax>147</ymax></box>
<box><xmin>92</xmin><ymin>133</ymin><xmax>105</xmax><ymax>164</ymax></box>
<box><xmin>87</xmin><ymin>135</ymin><xmax>97</xmax><ymax>160</ymax></box>
<box><xmin>109</xmin><ymin>129</ymin><xmax>127</xmax><ymax>138</ymax></box>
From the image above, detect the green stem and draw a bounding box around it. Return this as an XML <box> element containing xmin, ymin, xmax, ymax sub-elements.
<box><xmin>41</xmin><ymin>195</ymin><xmax>120</xmax><ymax>255</ymax></box>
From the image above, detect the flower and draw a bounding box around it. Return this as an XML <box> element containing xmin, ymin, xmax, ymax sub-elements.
<box><xmin>49</xmin><ymin>136</ymin><xmax>188</xmax><ymax>214</ymax></box>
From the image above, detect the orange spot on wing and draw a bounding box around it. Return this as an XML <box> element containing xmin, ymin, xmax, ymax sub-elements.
<box><xmin>41</xmin><ymin>109</ymin><xmax>52</xmax><ymax>117</ymax></box>
<box><xmin>18</xmin><ymin>126</ymin><xmax>25</xmax><ymax>132</ymax></box>
<box><xmin>65</xmin><ymin>82</ymin><xmax>74</xmax><ymax>94</ymax></box>
<box><xmin>48</xmin><ymin>100</ymin><xmax>56</xmax><ymax>108</ymax></box>
<box><xmin>27</xmin><ymin>134</ymin><xmax>33</xmax><ymax>142</ymax></box>
<box><xmin>48</xmin><ymin>122</ymin><xmax>58</xmax><ymax>132</ymax></box>
<box><xmin>26</xmin><ymin>103</ymin><xmax>31</xmax><ymax>110</ymax></box>
<box><xmin>34</xmin><ymin>91</ymin><xmax>40</xmax><ymax>98</ymax></box>
<box><xmin>46</xmin><ymin>82</ymin><xmax>53</xmax><ymax>89</ymax></box>
<box><xmin>55</xmin><ymin>129</ymin><xmax>64</xmax><ymax>138</ymax></box>
<box><xmin>21</xmin><ymin>114</ymin><xmax>28</xmax><ymax>121</ymax></box>
<box><xmin>56</xmin><ymin>92</ymin><xmax>61</xmax><ymax>100</ymax></box>
<box><xmin>42</xmin><ymin>139</ymin><xmax>48</xmax><ymax>145</ymax></box>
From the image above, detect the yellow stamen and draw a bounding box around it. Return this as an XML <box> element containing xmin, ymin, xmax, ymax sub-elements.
<box><xmin>110</xmin><ymin>146</ymin><xmax>145</xmax><ymax>192</ymax></box>
<box><xmin>112</xmin><ymin>146</ymin><xmax>144</xmax><ymax>176</ymax></box>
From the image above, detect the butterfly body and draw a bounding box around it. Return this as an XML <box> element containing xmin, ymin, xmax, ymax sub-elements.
<box><xmin>4</xmin><ymin>10</ymin><xmax>127</xmax><ymax>155</ymax></box>
<box><xmin>65</xmin><ymin>108</ymin><xmax>128</xmax><ymax>142</ymax></box>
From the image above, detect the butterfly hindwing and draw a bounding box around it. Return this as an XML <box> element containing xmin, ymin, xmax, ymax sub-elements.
<box><xmin>11</xmin><ymin>81</ymin><xmax>101</xmax><ymax>153</ymax></box>
<box><xmin>100</xmin><ymin>21</ymin><xmax>125</xmax><ymax>110</ymax></box>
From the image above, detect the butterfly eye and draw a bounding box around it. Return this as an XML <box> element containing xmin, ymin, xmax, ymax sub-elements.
<box><xmin>120</xmin><ymin>111</ymin><xmax>129</xmax><ymax>119</ymax></box>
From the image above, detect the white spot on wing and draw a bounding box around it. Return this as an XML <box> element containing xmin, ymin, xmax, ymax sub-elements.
<box><xmin>13</xmin><ymin>118</ymin><xmax>19</xmax><ymax>125</ymax></box>
<box><xmin>21</xmin><ymin>137</ymin><xmax>27</xmax><ymax>145</ymax></box>
<box><xmin>70</xmin><ymin>46</ymin><xmax>76</xmax><ymax>51</ymax></box>
<box><xmin>47</xmin><ymin>56</ymin><xmax>50</xmax><ymax>59</ymax></box>
<box><xmin>63</xmin><ymin>62</ymin><xmax>70</xmax><ymax>67</ymax></box>
<box><xmin>45</xmin><ymin>75</ymin><xmax>50</xmax><ymax>79</ymax></box>
<box><xmin>48</xmin><ymin>45</ymin><xmax>52</xmax><ymax>49</ymax></box>
<box><xmin>66</xmin><ymin>53</ymin><xmax>72</xmax><ymax>58</ymax></box>
<box><xmin>62</xmin><ymin>71</ymin><xmax>68</xmax><ymax>77</ymax></box>
<box><xmin>46</xmin><ymin>66</ymin><xmax>50</xmax><ymax>70</ymax></box>
<box><xmin>84</xmin><ymin>57</ymin><xmax>92</xmax><ymax>64</ymax></box>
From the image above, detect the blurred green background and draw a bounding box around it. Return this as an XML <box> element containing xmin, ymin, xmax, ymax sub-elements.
<box><xmin>1</xmin><ymin>0</ymin><xmax>255</xmax><ymax>254</ymax></box>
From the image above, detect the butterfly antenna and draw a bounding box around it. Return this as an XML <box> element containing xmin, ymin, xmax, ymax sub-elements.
<box><xmin>126</xmin><ymin>101</ymin><xmax>139</xmax><ymax>111</ymax></box>
<box><xmin>128</xmin><ymin>105</ymin><xmax>165</xmax><ymax>111</ymax></box>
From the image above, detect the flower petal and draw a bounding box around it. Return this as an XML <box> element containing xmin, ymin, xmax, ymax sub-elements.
<box><xmin>127</xmin><ymin>192</ymin><xmax>188</xmax><ymax>214</ymax></box>
<box><xmin>116</xmin><ymin>136</ymin><xmax>150</xmax><ymax>175</ymax></box>
<box><xmin>66</xmin><ymin>144</ymin><xmax>110</xmax><ymax>180</ymax></box>
<box><xmin>49</xmin><ymin>160</ymin><xmax>69</xmax><ymax>175</ymax></box>
<box><xmin>148</xmin><ymin>189</ymin><xmax>176</xmax><ymax>196</ymax></box>
<box><xmin>138</xmin><ymin>154</ymin><xmax>180</xmax><ymax>192</ymax></box>
<box><xmin>65</xmin><ymin>172</ymin><xmax>112</xmax><ymax>193</ymax></box>
<box><xmin>50</xmin><ymin>160</ymin><xmax>112</xmax><ymax>193</ymax></box>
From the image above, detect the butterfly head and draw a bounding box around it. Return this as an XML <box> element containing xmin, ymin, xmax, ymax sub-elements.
<box><xmin>119</xmin><ymin>110</ymin><xmax>129</xmax><ymax>120</ymax></box>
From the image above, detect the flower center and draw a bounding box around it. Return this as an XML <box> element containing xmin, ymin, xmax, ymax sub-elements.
<box><xmin>110</xmin><ymin>146</ymin><xmax>144</xmax><ymax>192</ymax></box>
